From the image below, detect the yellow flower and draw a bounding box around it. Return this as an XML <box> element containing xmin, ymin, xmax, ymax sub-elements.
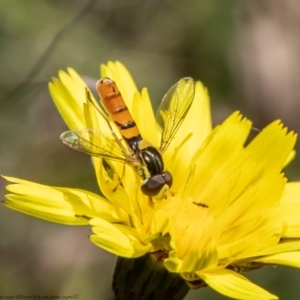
<box><xmin>3</xmin><ymin>61</ymin><xmax>300</xmax><ymax>300</ymax></box>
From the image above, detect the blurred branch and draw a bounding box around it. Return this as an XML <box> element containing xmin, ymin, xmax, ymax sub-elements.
<box><xmin>1</xmin><ymin>0</ymin><xmax>96</xmax><ymax>108</ymax></box>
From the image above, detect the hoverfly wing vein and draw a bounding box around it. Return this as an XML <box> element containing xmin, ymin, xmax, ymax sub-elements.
<box><xmin>156</xmin><ymin>77</ymin><xmax>195</xmax><ymax>153</ymax></box>
<box><xmin>60</xmin><ymin>129</ymin><xmax>127</xmax><ymax>163</ymax></box>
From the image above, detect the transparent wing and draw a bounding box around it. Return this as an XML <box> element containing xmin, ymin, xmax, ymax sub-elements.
<box><xmin>60</xmin><ymin>129</ymin><xmax>128</xmax><ymax>163</ymax></box>
<box><xmin>156</xmin><ymin>77</ymin><xmax>195</xmax><ymax>153</ymax></box>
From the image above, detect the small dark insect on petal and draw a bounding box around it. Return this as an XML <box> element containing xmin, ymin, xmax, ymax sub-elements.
<box><xmin>193</xmin><ymin>202</ymin><xmax>209</xmax><ymax>208</ymax></box>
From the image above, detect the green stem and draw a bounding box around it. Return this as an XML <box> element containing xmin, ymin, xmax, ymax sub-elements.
<box><xmin>112</xmin><ymin>255</ymin><xmax>190</xmax><ymax>300</ymax></box>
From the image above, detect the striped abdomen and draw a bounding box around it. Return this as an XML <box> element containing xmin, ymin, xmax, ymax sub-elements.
<box><xmin>96</xmin><ymin>77</ymin><xmax>141</xmax><ymax>151</ymax></box>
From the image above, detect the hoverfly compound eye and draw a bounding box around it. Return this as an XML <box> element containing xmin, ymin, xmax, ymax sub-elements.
<box><xmin>141</xmin><ymin>176</ymin><xmax>165</xmax><ymax>197</ymax></box>
<box><xmin>141</xmin><ymin>172</ymin><xmax>173</xmax><ymax>197</ymax></box>
<box><xmin>162</xmin><ymin>171</ymin><xmax>172</xmax><ymax>188</ymax></box>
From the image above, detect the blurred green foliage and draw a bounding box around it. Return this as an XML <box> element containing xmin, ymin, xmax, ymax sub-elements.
<box><xmin>0</xmin><ymin>0</ymin><xmax>299</xmax><ymax>299</ymax></box>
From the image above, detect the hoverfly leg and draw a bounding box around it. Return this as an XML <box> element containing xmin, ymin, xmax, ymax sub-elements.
<box><xmin>151</xmin><ymin>184</ymin><xmax>172</xmax><ymax>201</ymax></box>
<box><xmin>111</xmin><ymin>173</ymin><xmax>123</xmax><ymax>192</ymax></box>
<box><xmin>102</xmin><ymin>159</ymin><xmax>124</xmax><ymax>193</ymax></box>
<box><xmin>163</xmin><ymin>188</ymin><xmax>175</xmax><ymax>199</ymax></box>
<box><xmin>85</xmin><ymin>89</ymin><xmax>132</xmax><ymax>156</ymax></box>
<box><xmin>148</xmin><ymin>196</ymin><xmax>154</xmax><ymax>209</ymax></box>
<box><xmin>112</xmin><ymin>163</ymin><xmax>127</xmax><ymax>192</ymax></box>
<box><xmin>112</xmin><ymin>181</ymin><xmax>120</xmax><ymax>193</ymax></box>
<box><xmin>169</xmin><ymin>190</ymin><xmax>175</xmax><ymax>197</ymax></box>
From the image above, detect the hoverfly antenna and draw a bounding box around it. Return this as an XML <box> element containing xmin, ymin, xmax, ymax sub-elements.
<box><xmin>252</xmin><ymin>127</ymin><xmax>260</xmax><ymax>132</ymax></box>
<box><xmin>244</xmin><ymin>126</ymin><xmax>261</xmax><ymax>147</ymax></box>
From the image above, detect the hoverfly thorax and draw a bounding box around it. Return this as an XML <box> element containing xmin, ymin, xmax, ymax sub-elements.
<box><xmin>136</xmin><ymin>140</ymin><xmax>164</xmax><ymax>176</ymax></box>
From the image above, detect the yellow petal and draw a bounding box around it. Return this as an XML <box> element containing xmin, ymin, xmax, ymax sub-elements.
<box><xmin>3</xmin><ymin>176</ymin><xmax>119</xmax><ymax>225</ymax></box>
<box><xmin>163</xmin><ymin>81</ymin><xmax>212</xmax><ymax>180</ymax></box>
<box><xmin>198</xmin><ymin>269</ymin><xmax>278</xmax><ymax>300</ymax></box>
<box><xmin>178</xmin><ymin>81</ymin><xmax>212</xmax><ymax>151</ymax></box>
<box><xmin>280</xmin><ymin>182</ymin><xmax>300</xmax><ymax>204</ymax></box>
<box><xmin>150</xmin><ymin>209</ymin><xmax>170</xmax><ymax>236</ymax></box>
<box><xmin>163</xmin><ymin>251</ymin><xmax>184</xmax><ymax>273</ymax></box>
<box><xmin>277</xmin><ymin>203</ymin><xmax>300</xmax><ymax>238</ymax></box>
<box><xmin>49</xmin><ymin>68</ymin><xmax>92</xmax><ymax>129</ymax></box>
<box><xmin>83</xmin><ymin>90</ymin><xmax>132</xmax><ymax>211</ymax></box>
<box><xmin>284</xmin><ymin>150</ymin><xmax>296</xmax><ymax>167</ymax></box>
<box><xmin>94</xmin><ymin>161</ymin><xmax>132</xmax><ymax>214</ymax></box>
<box><xmin>255</xmin><ymin>251</ymin><xmax>300</xmax><ymax>268</ymax></box>
<box><xmin>132</xmin><ymin>88</ymin><xmax>161</xmax><ymax>148</ymax></box>
<box><xmin>250</xmin><ymin>240</ymin><xmax>300</xmax><ymax>257</ymax></box>
<box><xmin>246</xmin><ymin>120</ymin><xmax>297</xmax><ymax>171</ymax></box>
<box><xmin>179</xmin><ymin>248</ymin><xmax>218</xmax><ymax>273</ymax></box>
<box><xmin>90</xmin><ymin>218</ymin><xmax>151</xmax><ymax>257</ymax></box>
<box><xmin>187</xmin><ymin>112</ymin><xmax>252</xmax><ymax>204</ymax></box>
<box><xmin>100</xmin><ymin>61</ymin><xmax>138</xmax><ymax>111</ymax></box>
<box><xmin>218</xmin><ymin>224</ymin><xmax>281</xmax><ymax>261</ymax></box>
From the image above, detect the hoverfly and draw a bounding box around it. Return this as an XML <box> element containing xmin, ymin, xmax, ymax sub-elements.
<box><xmin>60</xmin><ymin>77</ymin><xmax>195</xmax><ymax>198</ymax></box>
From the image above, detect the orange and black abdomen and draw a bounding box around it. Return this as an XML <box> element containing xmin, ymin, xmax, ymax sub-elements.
<box><xmin>96</xmin><ymin>77</ymin><xmax>142</xmax><ymax>151</ymax></box>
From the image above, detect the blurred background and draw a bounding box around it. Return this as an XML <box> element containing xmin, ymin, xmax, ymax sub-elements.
<box><xmin>0</xmin><ymin>0</ymin><xmax>300</xmax><ymax>299</ymax></box>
